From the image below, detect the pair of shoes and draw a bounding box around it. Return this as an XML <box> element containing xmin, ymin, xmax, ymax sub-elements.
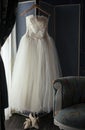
<box><xmin>23</xmin><ymin>113</ymin><xmax>39</xmax><ymax>129</ymax></box>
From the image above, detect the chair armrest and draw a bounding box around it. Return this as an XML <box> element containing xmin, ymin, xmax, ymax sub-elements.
<box><xmin>53</xmin><ymin>79</ymin><xmax>62</xmax><ymax>116</ymax></box>
<box><xmin>53</xmin><ymin>76</ymin><xmax>85</xmax><ymax>117</ymax></box>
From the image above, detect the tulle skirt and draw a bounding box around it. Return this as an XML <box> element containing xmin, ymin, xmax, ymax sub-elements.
<box><xmin>10</xmin><ymin>33</ymin><xmax>61</xmax><ymax>113</ymax></box>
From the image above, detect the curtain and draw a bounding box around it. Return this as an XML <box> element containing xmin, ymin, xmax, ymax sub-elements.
<box><xmin>0</xmin><ymin>0</ymin><xmax>18</xmax><ymax>45</ymax></box>
<box><xmin>0</xmin><ymin>0</ymin><xmax>35</xmax><ymax>119</ymax></box>
<box><xmin>1</xmin><ymin>24</ymin><xmax>17</xmax><ymax>119</ymax></box>
<box><xmin>0</xmin><ymin>0</ymin><xmax>18</xmax><ymax>123</ymax></box>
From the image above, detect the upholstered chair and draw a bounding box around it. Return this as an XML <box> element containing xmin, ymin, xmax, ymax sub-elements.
<box><xmin>53</xmin><ymin>76</ymin><xmax>85</xmax><ymax>130</ymax></box>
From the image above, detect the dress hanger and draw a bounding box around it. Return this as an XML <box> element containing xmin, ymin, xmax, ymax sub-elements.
<box><xmin>20</xmin><ymin>4</ymin><xmax>50</xmax><ymax>16</ymax></box>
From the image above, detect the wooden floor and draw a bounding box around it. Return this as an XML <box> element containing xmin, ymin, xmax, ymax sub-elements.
<box><xmin>5</xmin><ymin>113</ymin><xmax>60</xmax><ymax>130</ymax></box>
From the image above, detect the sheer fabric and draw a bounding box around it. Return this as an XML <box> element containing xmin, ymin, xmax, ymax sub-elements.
<box><xmin>1</xmin><ymin>24</ymin><xmax>17</xmax><ymax>119</ymax></box>
<box><xmin>11</xmin><ymin>15</ymin><xmax>61</xmax><ymax>113</ymax></box>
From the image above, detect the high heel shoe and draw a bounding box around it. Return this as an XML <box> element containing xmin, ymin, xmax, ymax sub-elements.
<box><xmin>23</xmin><ymin>113</ymin><xmax>39</xmax><ymax>129</ymax></box>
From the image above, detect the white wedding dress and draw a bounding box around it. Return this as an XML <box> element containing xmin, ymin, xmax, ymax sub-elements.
<box><xmin>11</xmin><ymin>15</ymin><xmax>61</xmax><ymax>114</ymax></box>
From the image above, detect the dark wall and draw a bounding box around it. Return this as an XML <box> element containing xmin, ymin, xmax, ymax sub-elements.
<box><xmin>39</xmin><ymin>0</ymin><xmax>85</xmax><ymax>76</ymax></box>
<box><xmin>38</xmin><ymin>0</ymin><xmax>81</xmax><ymax>5</ymax></box>
<box><xmin>80</xmin><ymin>1</ymin><xmax>85</xmax><ymax>75</ymax></box>
<box><xmin>54</xmin><ymin>5</ymin><xmax>80</xmax><ymax>76</ymax></box>
<box><xmin>39</xmin><ymin>1</ymin><xmax>80</xmax><ymax>76</ymax></box>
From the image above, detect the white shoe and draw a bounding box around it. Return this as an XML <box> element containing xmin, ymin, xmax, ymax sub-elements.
<box><xmin>23</xmin><ymin>113</ymin><xmax>39</xmax><ymax>129</ymax></box>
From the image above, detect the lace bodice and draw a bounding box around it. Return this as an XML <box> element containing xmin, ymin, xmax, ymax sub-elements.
<box><xmin>26</xmin><ymin>15</ymin><xmax>48</xmax><ymax>39</ymax></box>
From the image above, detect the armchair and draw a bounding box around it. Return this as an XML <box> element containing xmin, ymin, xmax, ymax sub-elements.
<box><xmin>53</xmin><ymin>76</ymin><xmax>85</xmax><ymax>130</ymax></box>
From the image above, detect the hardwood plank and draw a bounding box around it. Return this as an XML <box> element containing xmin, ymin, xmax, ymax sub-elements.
<box><xmin>5</xmin><ymin>113</ymin><xmax>60</xmax><ymax>130</ymax></box>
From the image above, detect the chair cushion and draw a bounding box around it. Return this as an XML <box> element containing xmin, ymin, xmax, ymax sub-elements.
<box><xmin>54</xmin><ymin>103</ymin><xmax>85</xmax><ymax>129</ymax></box>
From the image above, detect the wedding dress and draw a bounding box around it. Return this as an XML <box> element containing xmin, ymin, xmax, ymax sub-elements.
<box><xmin>11</xmin><ymin>14</ymin><xmax>61</xmax><ymax>114</ymax></box>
